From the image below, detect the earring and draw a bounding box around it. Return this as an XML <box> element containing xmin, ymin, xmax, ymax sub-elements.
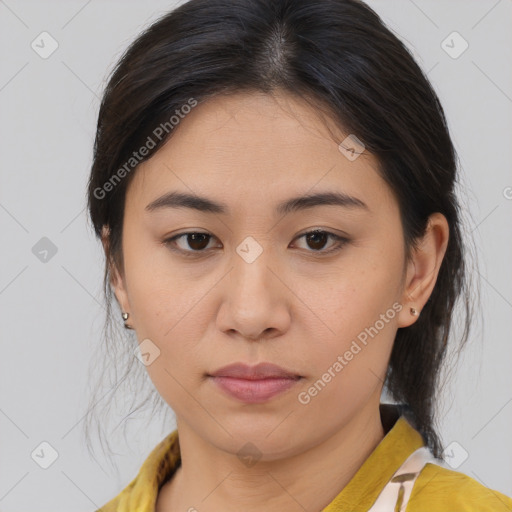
<box><xmin>122</xmin><ymin>312</ymin><xmax>134</xmax><ymax>330</ymax></box>
<box><xmin>410</xmin><ymin>307</ymin><xmax>419</xmax><ymax>316</ymax></box>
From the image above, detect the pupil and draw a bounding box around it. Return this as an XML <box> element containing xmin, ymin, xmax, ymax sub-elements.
<box><xmin>189</xmin><ymin>233</ymin><xmax>209</xmax><ymax>250</ymax></box>
<box><xmin>307</xmin><ymin>232</ymin><xmax>327</xmax><ymax>250</ymax></box>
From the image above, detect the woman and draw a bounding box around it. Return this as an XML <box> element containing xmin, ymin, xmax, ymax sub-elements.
<box><xmin>86</xmin><ymin>0</ymin><xmax>512</xmax><ymax>510</ymax></box>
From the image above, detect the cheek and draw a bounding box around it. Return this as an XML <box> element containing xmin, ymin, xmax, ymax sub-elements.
<box><xmin>302</xmin><ymin>259</ymin><xmax>402</xmax><ymax>344</ymax></box>
<box><xmin>131</xmin><ymin>275</ymin><xmax>207</xmax><ymax>411</ymax></box>
<box><xmin>121</xmin><ymin>243</ymin><xmax>211</xmax><ymax>400</ymax></box>
<box><xmin>295</xmin><ymin>299</ymin><xmax>397</xmax><ymax>422</ymax></box>
<box><xmin>296</xmin><ymin>245</ymin><xmax>403</xmax><ymax>390</ymax></box>
<box><xmin>132</xmin><ymin>281</ymin><xmax>209</xmax><ymax>364</ymax></box>
<box><xmin>123</xmin><ymin>235</ymin><xmax>202</xmax><ymax>337</ymax></box>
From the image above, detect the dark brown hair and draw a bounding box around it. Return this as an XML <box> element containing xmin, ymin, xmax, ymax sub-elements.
<box><xmin>84</xmin><ymin>0</ymin><xmax>477</xmax><ymax>461</ymax></box>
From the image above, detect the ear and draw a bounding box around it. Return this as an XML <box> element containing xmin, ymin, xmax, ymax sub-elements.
<box><xmin>397</xmin><ymin>212</ymin><xmax>450</xmax><ymax>328</ymax></box>
<box><xmin>101</xmin><ymin>225</ymin><xmax>131</xmax><ymax>315</ymax></box>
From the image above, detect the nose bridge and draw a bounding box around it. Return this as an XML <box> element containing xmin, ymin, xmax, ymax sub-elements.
<box><xmin>231</xmin><ymin>234</ymin><xmax>274</xmax><ymax>298</ymax></box>
<box><xmin>216</xmin><ymin>234</ymin><xmax>289</xmax><ymax>338</ymax></box>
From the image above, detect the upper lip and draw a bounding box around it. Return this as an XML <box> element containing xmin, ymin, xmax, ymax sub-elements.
<box><xmin>208</xmin><ymin>362</ymin><xmax>301</xmax><ymax>380</ymax></box>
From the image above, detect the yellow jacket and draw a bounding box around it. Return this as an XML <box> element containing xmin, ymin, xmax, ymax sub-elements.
<box><xmin>96</xmin><ymin>409</ymin><xmax>512</xmax><ymax>511</ymax></box>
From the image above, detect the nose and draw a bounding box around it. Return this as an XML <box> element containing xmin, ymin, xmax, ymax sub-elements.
<box><xmin>215</xmin><ymin>245</ymin><xmax>291</xmax><ymax>342</ymax></box>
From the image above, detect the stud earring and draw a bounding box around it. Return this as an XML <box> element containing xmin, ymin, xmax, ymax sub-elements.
<box><xmin>410</xmin><ymin>307</ymin><xmax>418</xmax><ymax>316</ymax></box>
<box><xmin>122</xmin><ymin>312</ymin><xmax>134</xmax><ymax>329</ymax></box>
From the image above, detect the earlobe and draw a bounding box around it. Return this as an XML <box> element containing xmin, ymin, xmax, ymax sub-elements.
<box><xmin>113</xmin><ymin>275</ymin><xmax>134</xmax><ymax>329</ymax></box>
<box><xmin>110</xmin><ymin>262</ymin><xmax>134</xmax><ymax>329</ymax></box>
<box><xmin>397</xmin><ymin>213</ymin><xmax>449</xmax><ymax>328</ymax></box>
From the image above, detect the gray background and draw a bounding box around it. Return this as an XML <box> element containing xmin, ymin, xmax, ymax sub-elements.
<box><xmin>1</xmin><ymin>0</ymin><xmax>511</xmax><ymax>510</ymax></box>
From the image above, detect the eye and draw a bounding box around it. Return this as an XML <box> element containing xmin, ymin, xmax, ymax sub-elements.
<box><xmin>163</xmin><ymin>232</ymin><xmax>218</xmax><ymax>255</ymax></box>
<box><xmin>293</xmin><ymin>229</ymin><xmax>349</xmax><ymax>254</ymax></box>
<box><xmin>162</xmin><ymin>229</ymin><xmax>349</xmax><ymax>257</ymax></box>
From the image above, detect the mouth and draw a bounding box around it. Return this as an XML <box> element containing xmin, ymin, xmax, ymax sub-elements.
<box><xmin>207</xmin><ymin>362</ymin><xmax>303</xmax><ymax>404</ymax></box>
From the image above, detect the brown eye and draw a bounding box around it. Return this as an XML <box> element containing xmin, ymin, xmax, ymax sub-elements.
<box><xmin>163</xmin><ymin>232</ymin><xmax>215</xmax><ymax>254</ymax></box>
<box><xmin>295</xmin><ymin>230</ymin><xmax>349</xmax><ymax>254</ymax></box>
<box><xmin>163</xmin><ymin>229</ymin><xmax>349</xmax><ymax>258</ymax></box>
<box><xmin>305</xmin><ymin>231</ymin><xmax>329</xmax><ymax>250</ymax></box>
<box><xmin>183</xmin><ymin>233</ymin><xmax>211</xmax><ymax>251</ymax></box>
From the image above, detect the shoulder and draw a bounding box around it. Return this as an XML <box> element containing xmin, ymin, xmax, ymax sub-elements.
<box><xmin>409</xmin><ymin>463</ymin><xmax>512</xmax><ymax>511</ymax></box>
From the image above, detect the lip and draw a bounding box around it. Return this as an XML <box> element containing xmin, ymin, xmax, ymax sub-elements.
<box><xmin>207</xmin><ymin>363</ymin><xmax>302</xmax><ymax>403</ymax></box>
<box><xmin>209</xmin><ymin>362</ymin><xmax>301</xmax><ymax>380</ymax></box>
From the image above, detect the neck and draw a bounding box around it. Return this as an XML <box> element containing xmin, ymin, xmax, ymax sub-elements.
<box><xmin>157</xmin><ymin>400</ymin><xmax>386</xmax><ymax>512</ymax></box>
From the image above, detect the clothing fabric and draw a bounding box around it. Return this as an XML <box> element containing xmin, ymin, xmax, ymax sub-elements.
<box><xmin>367</xmin><ymin>446</ymin><xmax>441</xmax><ymax>511</ymax></box>
<box><xmin>96</xmin><ymin>406</ymin><xmax>512</xmax><ymax>511</ymax></box>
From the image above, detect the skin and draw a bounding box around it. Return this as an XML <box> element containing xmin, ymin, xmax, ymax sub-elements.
<box><xmin>104</xmin><ymin>90</ymin><xmax>449</xmax><ymax>512</ymax></box>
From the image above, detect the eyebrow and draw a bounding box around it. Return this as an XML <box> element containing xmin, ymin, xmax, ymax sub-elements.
<box><xmin>145</xmin><ymin>190</ymin><xmax>369</xmax><ymax>216</ymax></box>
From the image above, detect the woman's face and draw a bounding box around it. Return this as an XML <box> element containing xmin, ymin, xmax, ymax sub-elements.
<box><xmin>111</xmin><ymin>90</ymin><xmax>422</xmax><ymax>459</ymax></box>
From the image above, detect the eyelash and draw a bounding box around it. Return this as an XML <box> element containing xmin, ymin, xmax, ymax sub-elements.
<box><xmin>162</xmin><ymin>229</ymin><xmax>350</xmax><ymax>258</ymax></box>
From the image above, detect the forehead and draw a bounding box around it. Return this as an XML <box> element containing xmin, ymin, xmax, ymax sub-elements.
<box><xmin>126</xmin><ymin>90</ymin><xmax>395</xmax><ymax>215</ymax></box>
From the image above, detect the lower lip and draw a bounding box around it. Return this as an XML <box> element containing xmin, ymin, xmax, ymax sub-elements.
<box><xmin>209</xmin><ymin>376</ymin><xmax>300</xmax><ymax>403</ymax></box>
